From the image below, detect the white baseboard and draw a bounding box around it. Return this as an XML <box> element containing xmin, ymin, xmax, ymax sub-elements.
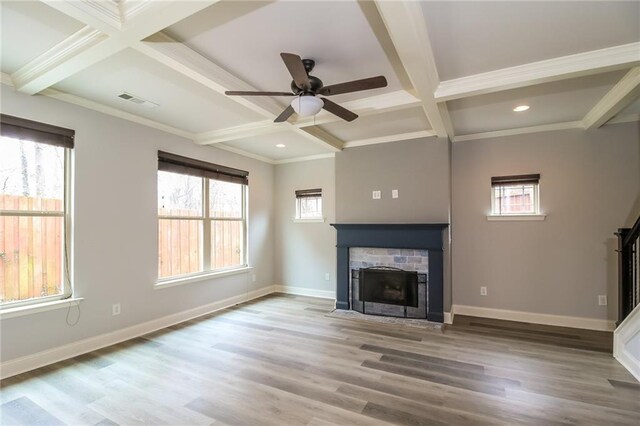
<box><xmin>444</xmin><ymin>311</ymin><xmax>453</xmax><ymax>325</ymax></box>
<box><xmin>614</xmin><ymin>305</ymin><xmax>640</xmax><ymax>382</ymax></box>
<box><xmin>273</xmin><ymin>285</ymin><xmax>335</xmax><ymax>300</ymax></box>
<box><xmin>452</xmin><ymin>304</ymin><xmax>615</xmax><ymax>331</ymax></box>
<box><xmin>0</xmin><ymin>285</ymin><xmax>276</xmax><ymax>380</ymax></box>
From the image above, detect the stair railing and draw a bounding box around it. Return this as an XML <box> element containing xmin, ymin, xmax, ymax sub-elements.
<box><xmin>617</xmin><ymin>214</ymin><xmax>640</xmax><ymax>326</ymax></box>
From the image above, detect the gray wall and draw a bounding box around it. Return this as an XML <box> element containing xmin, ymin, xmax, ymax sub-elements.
<box><xmin>452</xmin><ymin>122</ymin><xmax>640</xmax><ymax>321</ymax></box>
<box><xmin>334</xmin><ymin>137</ymin><xmax>452</xmax><ymax>310</ymax></box>
<box><xmin>274</xmin><ymin>158</ymin><xmax>336</xmax><ymax>294</ymax></box>
<box><xmin>335</xmin><ymin>137</ymin><xmax>451</xmax><ymax>223</ymax></box>
<box><xmin>0</xmin><ymin>84</ymin><xmax>275</xmax><ymax>362</ymax></box>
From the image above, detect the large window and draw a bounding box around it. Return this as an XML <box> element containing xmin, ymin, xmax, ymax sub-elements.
<box><xmin>157</xmin><ymin>151</ymin><xmax>247</xmax><ymax>280</ymax></box>
<box><xmin>0</xmin><ymin>114</ymin><xmax>73</xmax><ymax>308</ymax></box>
<box><xmin>491</xmin><ymin>174</ymin><xmax>540</xmax><ymax>216</ymax></box>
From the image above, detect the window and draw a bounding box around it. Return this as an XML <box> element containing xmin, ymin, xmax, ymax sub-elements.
<box><xmin>295</xmin><ymin>189</ymin><xmax>323</xmax><ymax>220</ymax></box>
<box><xmin>491</xmin><ymin>174</ymin><xmax>540</xmax><ymax>215</ymax></box>
<box><xmin>157</xmin><ymin>151</ymin><xmax>248</xmax><ymax>280</ymax></box>
<box><xmin>0</xmin><ymin>114</ymin><xmax>74</xmax><ymax>308</ymax></box>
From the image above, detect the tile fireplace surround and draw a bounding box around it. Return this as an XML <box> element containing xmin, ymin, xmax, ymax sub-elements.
<box><xmin>330</xmin><ymin>223</ymin><xmax>448</xmax><ymax>323</ymax></box>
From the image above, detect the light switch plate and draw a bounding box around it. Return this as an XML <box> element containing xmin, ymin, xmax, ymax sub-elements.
<box><xmin>372</xmin><ymin>190</ymin><xmax>381</xmax><ymax>199</ymax></box>
<box><xmin>598</xmin><ymin>295</ymin><xmax>607</xmax><ymax>306</ymax></box>
<box><xmin>392</xmin><ymin>189</ymin><xmax>399</xmax><ymax>199</ymax></box>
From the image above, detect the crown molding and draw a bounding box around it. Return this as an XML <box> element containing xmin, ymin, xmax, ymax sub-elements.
<box><xmin>343</xmin><ymin>130</ymin><xmax>437</xmax><ymax>148</ymax></box>
<box><xmin>41</xmin><ymin>87</ymin><xmax>195</xmax><ymax>140</ymax></box>
<box><xmin>452</xmin><ymin>121</ymin><xmax>584</xmax><ymax>143</ymax></box>
<box><xmin>583</xmin><ymin>67</ymin><xmax>640</xmax><ymax>129</ymax></box>
<box><xmin>608</xmin><ymin>113</ymin><xmax>640</xmax><ymax>125</ymax></box>
<box><xmin>435</xmin><ymin>42</ymin><xmax>640</xmax><ymax>102</ymax></box>
<box><xmin>273</xmin><ymin>153</ymin><xmax>336</xmax><ymax>165</ymax></box>
<box><xmin>41</xmin><ymin>0</ymin><xmax>122</xmax><ymax>34</ymax></box>
<box><xmin>213</xmin><ymin>144</ymin><xmax>276</xmax><ymax>164</ymax></box>
<box><xmin>1</xmin><ymin>73</ymin><xmax>14</xmax><ymax>86</ymax></box>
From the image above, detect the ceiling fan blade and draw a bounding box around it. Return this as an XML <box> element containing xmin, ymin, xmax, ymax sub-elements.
<box><xmin>318</xmin><ymin>76</ymin><xmax>387</xmax><ymax>96</ymax></box>
<box><xmin>225</xmin><ymin>91</ymin><xmax>294</xmax><ymax>96</ymax></box>
<box><xmin>274</xmin><ymin>105</ymin><xmax>295</xmax><ymax>123</ymax></box>
<box><xmin>280</xmin><ymin>53</ymin><xmax>311</xmax><ymax>90</ymax></box>
<box><xmin>322</xmin><ymin>98</ymin><xmax>358</xmax><ymax>122</ymax></box>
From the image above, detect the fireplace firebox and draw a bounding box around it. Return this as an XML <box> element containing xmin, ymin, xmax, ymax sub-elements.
<box><xmin>351</xmin><ymin>267</ymin><xmax>427</xmax><ymax>318</ymax></box>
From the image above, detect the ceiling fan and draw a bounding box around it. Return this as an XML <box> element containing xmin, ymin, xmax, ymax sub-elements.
<box><xmin>225</xmin><ymin>53</ymin><xmax>387</xmax><ymax>123</ymax></box>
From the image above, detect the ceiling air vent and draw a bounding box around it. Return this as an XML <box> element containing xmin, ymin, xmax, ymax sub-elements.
<box><xmin>117</xmin><ymin>92</ymin><xmax>158</xmax><ymax>108</ymax></box>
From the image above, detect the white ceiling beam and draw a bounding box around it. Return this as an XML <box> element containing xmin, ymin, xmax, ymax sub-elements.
<box><xmin>583</xmin><ymin>67</ymin><xmax>640</xmax><ymax>129</ymax></box>
<box><xmin>452</xmin><ymin>121</ymin><xmax>584</xmax><ymax>143</ymax></box>
<box><xmin>195</xmin><ymin>121</ymin><xmax>284</xmax><ymax>145</ymax></box>
<box><xmin>194</xmin><ymin>90</ymin><xmax>420</xmax><ymax>145</ymax></box>
<box><xmin>374</xmin><ymin>1</ymin><xmax>454</xmax><ymax>139</ymax></box>
<box><xmin>343</xmin><ymin>130</ymin><xmax>437</xmax><ymax>148</ymax></box>
<box><xmin>16</xmin><ymin>1</ymin><xmax>218</xmax><ymax>94</ymax></box>
<box><xmin>134</xmin><ymin>33</ymin><xmax>282</xmax><ymax>118</ymax></box>
<box><xmin>135</xmin><ymin>33</ymin><xmax>344</xmax><ymax>152</ymax></box>
<box><xmin>297</xmin><ymin>126</ymin><xmax>344</xmax><ymax>151</ymax></box>
<box><xmin>12</xmin><ymin>28</ymin><xmax>119</xmax><ymax>94</ymax></box>
<box><xmin>435</xmin><ymin>43</ymin><xmax>640</xmax><ymax>102</ymax></box>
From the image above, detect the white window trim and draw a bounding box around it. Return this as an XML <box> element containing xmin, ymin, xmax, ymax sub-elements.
<box><xmin>0</xmin><ymin>145</ymin><xmax>73</xmax><ymax>310</ymax></box>
<box><xmin>487</xmin><ymin>214</ymin><xmax>547</xmax><ymax>221</ymax></box>
<box><xmin>0</xmin><ymin>297</ymin><xmax>83</xmax><ymax>320</ymax></box>
<box><xmin>293</xmin><ymin>218</ymin><xmax>326</xmax><ymax>223</ymax></box>
<box><xmin>157</xmin><ymin>175</ymin><xmax>248</xmax><ymax>280</ymax></box>
<box><xmin>155</xmin><ymin>266</ymin><xmax>253</xmax><ymax>289</ymax></box>
<box><xmin>295</xmin><ymin>193</ymin><xmax>323</xmax><ymax>221</ymax></box>
<box><xmin>490</xmin><ymin>181</ymin><xmax>540</xmax><ymax>216</ymax></box>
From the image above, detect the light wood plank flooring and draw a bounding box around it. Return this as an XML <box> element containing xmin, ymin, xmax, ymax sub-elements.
<box><xmin>2</xmin><ymin>294</ymin><xmax>639</xmax><ymax>425</ymax></box>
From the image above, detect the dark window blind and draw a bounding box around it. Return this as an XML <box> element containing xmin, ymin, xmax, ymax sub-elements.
<box><xmin>158</xmin><ymin>151</ymin><xmax>248</xmax><ymax>185</ymax></box>
<box><xmin>1</xmin><ymin>114</ymin><xmax>75</xmax><ymax>149</ymax></box>
<box><xmin>491</xmin><ymin>174</ymin><xmax>540</xmax><ymax>186</ymax></box>
<box><xmin>295</xmin><ymin>188</ymin><xmax>322</xmax><ymax>199</ymax></box>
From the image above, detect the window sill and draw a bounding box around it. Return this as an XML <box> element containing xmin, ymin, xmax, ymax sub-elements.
<box><xmin>154</xmin><ymin>266</ymin><xmax>253</xmax><ymax>290</ymax></box>
<box><xmin>0</xmin><ymin>297</ymin><xmax>84</xmax><ymax>320</ymax></box>
<box><xmin>293</xmin><ymin>218</ymin><xmax>326</xmax><ymax>223</ymax></box>
<box><xmin>486</xmin><ymin>214</ymin><xmax>546</xmax><ymax>221</ymax></box>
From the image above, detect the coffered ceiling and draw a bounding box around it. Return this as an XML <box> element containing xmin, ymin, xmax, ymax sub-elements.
<box><xmin>1</xmin><ymin>1</ymin><xmax>639</xmax><ymax>163</ymax></box>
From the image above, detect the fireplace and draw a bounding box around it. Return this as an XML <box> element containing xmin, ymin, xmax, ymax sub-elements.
<box><xmin>331</xmin><ymin>223</ymin><xmax>448</xmax><ymax>323</ymax></box>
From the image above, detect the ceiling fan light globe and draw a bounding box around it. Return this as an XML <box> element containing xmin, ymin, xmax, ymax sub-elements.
<box><xmin>291</xmin><ymin>96</ymin><xmax>323</xmax><ymax>117</ymax></box>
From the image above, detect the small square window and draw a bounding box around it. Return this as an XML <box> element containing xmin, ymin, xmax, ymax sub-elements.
<box><xmin>295</xmin><ymin>189</ymin><xmax>323</xmax><ymax>220</ymax></box>
<box><xmin>491</xmin><ymin>174</ymin><xmax>540</xmax><ymax>216</ymax></box>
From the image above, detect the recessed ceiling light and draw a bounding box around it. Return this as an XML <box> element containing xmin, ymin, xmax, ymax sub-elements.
<box><xmin>513</xmin><ymin>105</ymin><xmax>530</xmax><ymax>112</ymax></box>
<box><xmin>276</xmin><ymin>144</ymin><xmax>286</xmax><ymax>148</ymax></box>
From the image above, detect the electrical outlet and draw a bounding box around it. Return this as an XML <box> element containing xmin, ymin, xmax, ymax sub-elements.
<box><xmin>372</xmin><ymin>190</ymin><xmax>381</xmax><ymax>200</ymax></box>
<box><xmin>598</xmin><ymin>295</ymin><xmax>607</xmax><ymax>306</ymax></box>
<box><xmin>325</xmin><ymin>273</ymin><xmax>330</xmax><ymax>281</ymax></box>
<box><xmin>392</xmin><ymin>189</ymin><xmax>399</xmax><ymax>199</ymax></box>
<box><xmin>480</xmin><ymin>287</ymin><xmax>487</xmax><ymax>296</ymax></box>
<box><xmin>112</xmin><ymin>303</ymin><xmax>121</xmax><ymax>316</ymax></box>
<box><xmin>252</xmin><ymin>274</ymin><xmax>257</xmax><ymax>283</ymax></box>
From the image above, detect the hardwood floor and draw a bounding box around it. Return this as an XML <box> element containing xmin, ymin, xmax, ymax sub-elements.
<box><xmin>2</xmin><ymin>294</ymin><xmax>639</xmax><ymax>425</ymax></box>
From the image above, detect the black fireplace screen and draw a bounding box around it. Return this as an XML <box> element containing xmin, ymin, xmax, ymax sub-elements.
<box><xmin>351</xmin><ymin>267</ymin><xmax>427</xmax><ymax>318</ymax></box>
